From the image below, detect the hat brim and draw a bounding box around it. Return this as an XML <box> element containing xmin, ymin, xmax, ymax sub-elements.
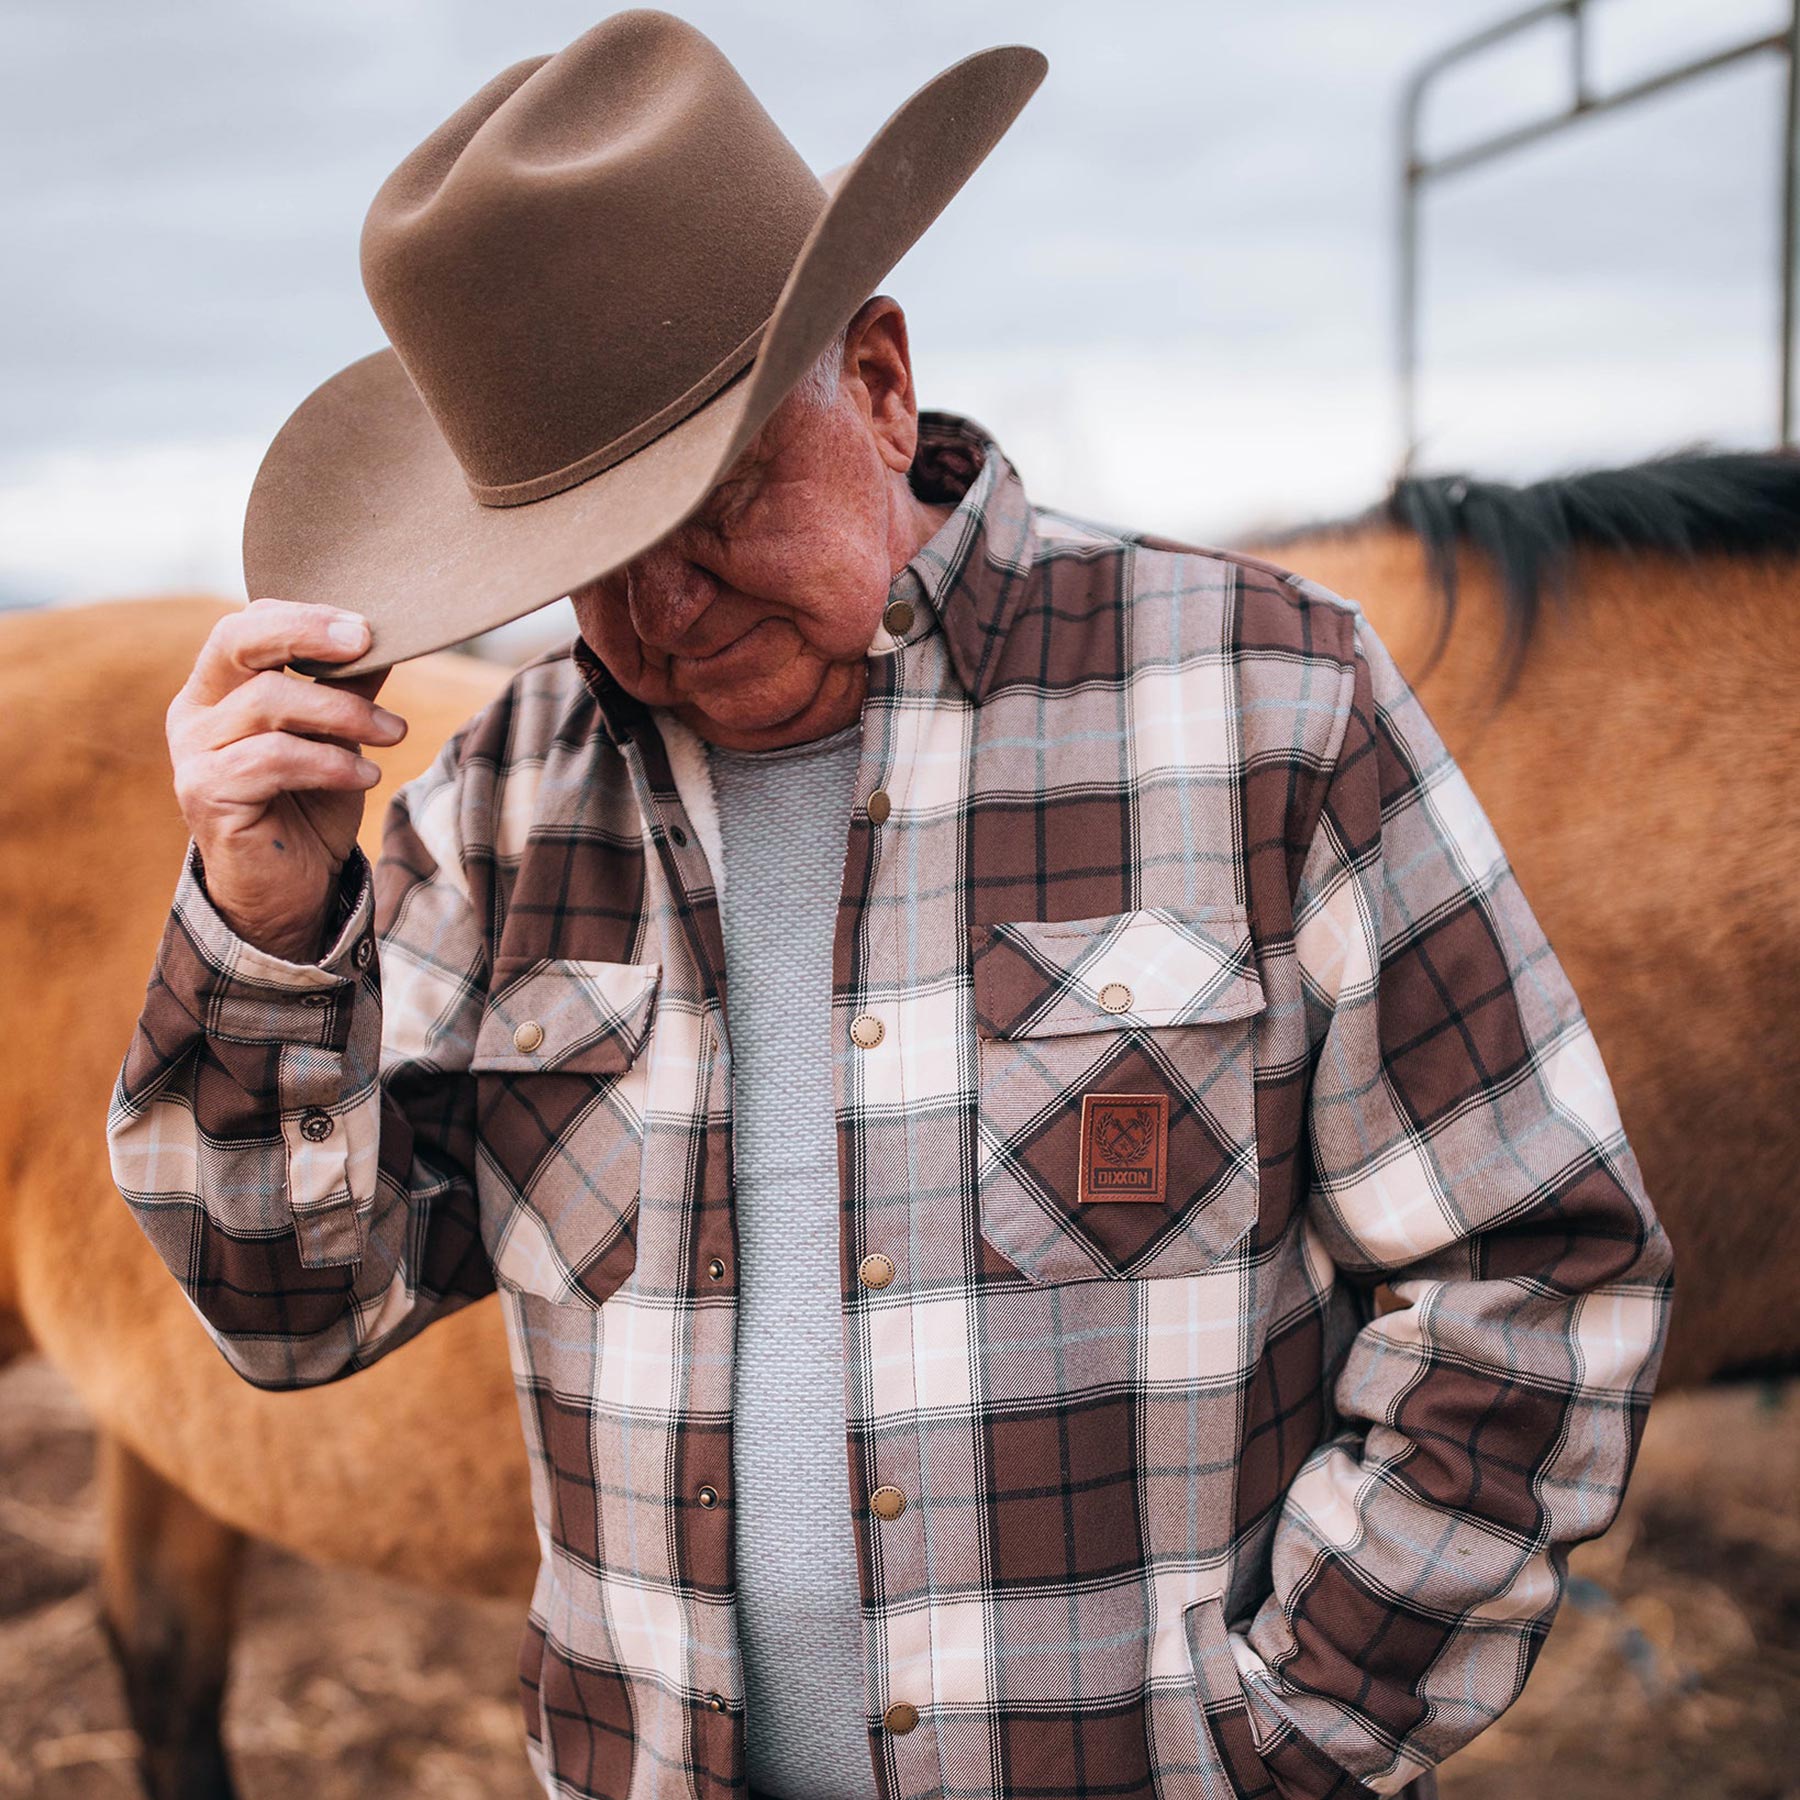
<box><xmin>255</xmin><ymin>42</ymin><xmax>1046</xmax><ymax>681</ymax></box>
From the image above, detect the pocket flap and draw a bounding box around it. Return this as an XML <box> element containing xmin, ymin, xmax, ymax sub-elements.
<box><xmin>471</xmin><ymin>957</ymin><xmax>660</xmax><ymax>1074</ymax></box>
<box><xmin>970</xmin><ymin>909</ymin><xmax>1263</xmax><ymax>1041</ymax></box>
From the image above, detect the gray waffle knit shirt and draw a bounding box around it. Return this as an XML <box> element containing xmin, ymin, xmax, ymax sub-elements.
<box><xmin>705</xmin><ymin>719</ymin><xmax>880</xmax><ymax>1800</ymax></box>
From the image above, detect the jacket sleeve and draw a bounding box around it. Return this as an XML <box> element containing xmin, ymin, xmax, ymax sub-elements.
<box><xmin>1230</xmin><ymin>608</ymin><xmax>1674</xmax><ymax>1796</ymax></box>
<box><xmin>105</xmin><ymin>734</ymin><xmax>496</xmax><ymax>1389</ymax></box>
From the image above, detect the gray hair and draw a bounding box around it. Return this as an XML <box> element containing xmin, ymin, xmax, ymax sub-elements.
<box><xmin>788</xmin><ymin>320</ymin><xmax>850</xmax><ymax>410</ymax></box>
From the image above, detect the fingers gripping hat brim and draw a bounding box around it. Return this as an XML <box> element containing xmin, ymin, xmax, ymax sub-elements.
<box><xmin>252</xmin><ymin>43</ymin><xmax>1047</xmax><ymax>681</ymax></box>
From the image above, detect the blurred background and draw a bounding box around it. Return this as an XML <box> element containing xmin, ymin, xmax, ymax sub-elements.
<box><xmin>3</xmin><ymin>2</ymin><xmax>1798</xmax><ymax>1797</ymax></box>
<box><xmin>1</xmin><ymin>0</ymin><xmax>1793</xmax><ymax>611</ymax></box>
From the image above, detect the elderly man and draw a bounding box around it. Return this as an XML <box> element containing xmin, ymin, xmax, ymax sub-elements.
<box><xmin>108</xmin><ymin>12</ymin><xmax>1672</xmax><ymax>1800</ymax></box>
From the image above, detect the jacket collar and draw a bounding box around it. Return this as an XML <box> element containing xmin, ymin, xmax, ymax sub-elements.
<box><xmin>893</xmin><ymin>411</ymin><xmax>1036</xmax><ymax>707</ymax></box>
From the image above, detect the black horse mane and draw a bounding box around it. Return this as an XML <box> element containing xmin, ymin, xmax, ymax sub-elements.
<box><xmin>1273</xmin><ymin>446</ymin><xmax>1800</xmax><ymax>689</ymax></box>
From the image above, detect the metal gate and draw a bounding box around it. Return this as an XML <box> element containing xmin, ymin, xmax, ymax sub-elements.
<box><xmin>1397</xmin><ymin>0</ymin><xmax>1800</xmax><ymax>468</ymax></box>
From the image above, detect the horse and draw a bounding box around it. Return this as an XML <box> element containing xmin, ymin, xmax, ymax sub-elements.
<box><xmin>0</xmin><ymin>448</ymin><xmax>1794</xmax><ymax>1796</ymax></box>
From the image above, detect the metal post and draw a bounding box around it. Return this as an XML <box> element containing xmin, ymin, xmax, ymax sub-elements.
<box><xmin>1570</xmin><ymin>0</ymin><xmax>1591</xmax><ymax>112</ymax></box>
<box><xmin>1398</xmin><ymin>112</ymin><xmax>1421</xmax><ymax>471</ymax></box>
<box><xmin>1396</xmin><ymin>0</ymin><xmax>1796</xmax><ymax>467</ymax></box>
<box><xmin>1781</xmin><ymin>0</ymin><xmax>1799</xmax><ymax>446</ymax></box>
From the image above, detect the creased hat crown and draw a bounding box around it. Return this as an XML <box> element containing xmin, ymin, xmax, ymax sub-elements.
<box><xmin>360</xmin><ymin>10</ymin><xmax>825</xmax><ymax>506</ymax></box>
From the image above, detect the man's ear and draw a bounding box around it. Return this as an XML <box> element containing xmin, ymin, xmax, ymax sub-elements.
<box><xmin>842</xmin><ymin>295</ymin><xmax>918</xmax><ymax>475</ymax></box>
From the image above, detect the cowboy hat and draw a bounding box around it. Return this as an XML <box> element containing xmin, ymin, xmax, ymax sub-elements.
<box><xmin>249</xmin><ymin>8</ymin><xmax>1046</xmax><ymax>679</ymax></box>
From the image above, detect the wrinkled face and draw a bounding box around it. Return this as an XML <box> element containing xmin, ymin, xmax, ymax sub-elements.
<box><xmin>570</xmin><ymin>299</ymin><xmax>945</xmax><ymax>752</ymax></box>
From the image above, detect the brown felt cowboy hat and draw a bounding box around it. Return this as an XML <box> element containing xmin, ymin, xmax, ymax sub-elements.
<box><xmin>251</xmin><ymin>9</ymin><xmax>1046</xmax><ymax>679</ymax></box>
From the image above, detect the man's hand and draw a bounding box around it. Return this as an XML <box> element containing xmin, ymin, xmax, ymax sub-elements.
<box><xmin>168</xmin><ymin>599</ymin><xmax>409</xmax><ymax>961</ymax></box>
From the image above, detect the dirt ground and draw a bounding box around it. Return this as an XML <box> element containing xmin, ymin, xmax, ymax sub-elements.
<box><xmin>1</xmin><ymin>1357</ymin><xmax>1795</xmax><ymax>1800</ymax></box>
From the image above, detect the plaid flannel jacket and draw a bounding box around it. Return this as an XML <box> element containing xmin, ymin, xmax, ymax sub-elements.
<box><xmin>108</xmin><ymin>414</ymin><xmax>1672</xmax><ymax>1800</ymax></box>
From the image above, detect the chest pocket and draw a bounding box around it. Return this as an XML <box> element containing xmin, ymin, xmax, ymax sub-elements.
<box><xmin>469</xmin><ymin>956</ymin><xmax>659</xmax><ymax>1308</ymax></box>
<box><xmin>970</xmin><ymin>908</ymin><xmax>1264</xmax><ymax>1283</ymax></box>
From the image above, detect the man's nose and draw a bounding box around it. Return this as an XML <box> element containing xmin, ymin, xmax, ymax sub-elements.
<box><xmin>623</xmin><ymin>541</ymin><xmax>717</xmax><ymax>650</ymax></box>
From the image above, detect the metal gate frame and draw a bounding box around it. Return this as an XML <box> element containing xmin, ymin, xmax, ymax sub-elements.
<box><xmin>1397</xmin><ymin>0</ymin><xmax>1800</xmax><ymax>469</ymax></box>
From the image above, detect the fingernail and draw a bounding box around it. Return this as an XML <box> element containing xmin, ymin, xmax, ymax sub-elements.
<box><xmin>329</xmin><ymin>617</ymin><xmax>369</xmax><ymax>650</ymax></box>
<box><xmin>356</xmin><ymin>757</ymin><xmax>380</xmax><ymax>781</ymax></box>
<box><xmin>371</xmin><ymin>705</ymin><xmax>405</xmax><ymax>735</ymax></box>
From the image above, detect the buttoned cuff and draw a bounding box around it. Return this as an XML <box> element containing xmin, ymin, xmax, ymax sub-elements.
<box><xmin>1232</xmin><ymin>1638</ymin><xmax>1392</xmax><ymax>1800</ymax></box>
<box><xmin>171</xmin><ymin>841</ymin><xmax>377</xmax><ymax>1048</ymax></box>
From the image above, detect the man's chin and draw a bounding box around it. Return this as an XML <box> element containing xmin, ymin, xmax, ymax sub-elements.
<box><xmin>673</xmin><ymin>667</ymin><xmax>862</xmax><ymax>750</ymax></box>
<box><xmin>678</xmin><ymin>698</ymin><xmax>816</xmax><ymax>747</ymax></box>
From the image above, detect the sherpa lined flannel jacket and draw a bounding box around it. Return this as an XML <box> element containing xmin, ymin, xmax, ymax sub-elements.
<box><xmin>109</xmin><ymin>414</ymin><xmax>1672</xmax><ymax>1800</ymax></box>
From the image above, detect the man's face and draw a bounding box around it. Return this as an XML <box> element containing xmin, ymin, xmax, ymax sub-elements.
<box><xmin>570</xmin><ymin>304</ymin><xmax>938</xmax><ymax>752</ymax></box>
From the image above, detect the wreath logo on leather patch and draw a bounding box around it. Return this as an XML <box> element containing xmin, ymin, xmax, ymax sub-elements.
<box><xmin>1078</xmin><ymin>1092</ymin><xmax>1169</xmax><ymax>1204</ymax></box>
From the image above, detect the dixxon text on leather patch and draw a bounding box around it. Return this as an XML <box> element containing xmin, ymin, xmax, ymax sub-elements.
<box><xmin>1077</xmin><ymin>1092</ymin><xmax>1169</xmax><ymax>1204</ymax></box>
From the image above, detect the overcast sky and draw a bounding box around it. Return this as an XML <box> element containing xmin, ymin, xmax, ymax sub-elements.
<box><xmin>0</xmin><ymin>0</ymin><xmax>1788</xmax><ymax>608</ymax></box>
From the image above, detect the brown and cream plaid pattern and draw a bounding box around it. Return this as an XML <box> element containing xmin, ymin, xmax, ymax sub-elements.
<box><xmin>108</xmin><ymin>414</ymin><xmax>1672</xmax><ymax>1800</ymax></box>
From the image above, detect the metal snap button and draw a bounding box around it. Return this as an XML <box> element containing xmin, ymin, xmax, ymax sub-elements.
<box><xmin>865</xmin><ymin>789</ymin><xmax>892</xmax><ymax>824</ymax></box>
<box><xmin>858</xmin><ymin>1253</ymin><xmax>896</xmax><ymax>1290</ymax></box>
<box><xmin>704</xmin><ymin>1692</ymin><xmax>728</xmax><ymax>1714</ymax></box>
<box><xmin>512</xmin><ymin>1020</ymin><xmax>545</xmax><ymax>1054</ymax></box>
<box><xmin>670</xmin><ymin>824</ymin><xmax>689</xmax><ymax>847</ymax></box>
<box><xmin>707</xmin><ymin>1257</ymin><xmax>727</xmax><ymax>1282</ymax></box>
<box><xmin>883</xmin><ymin>1701</ymin><xmax>919</xmax><ymax>1735</ymax></box>
<box><xmin>849</xmin><ymin>1013</ymin><xmax>884</xmax><ymax>1048</ymax></box>
<box><xmin>870</xmin><ymin>1485</ymin><xmax>907</xmax><ymax>1521</ymax></box>
<box><xmin>697</xmin><ymin>1485</ymin><xmax>719</xmax><ymax>1509</ymax></box>
<box><xmin>883</xmin><ymin>600</ymin><xmax>915</xmax><ymax>637</ymax></box>
<box><xmin>1098</xmin><ymin>981</ymin><xmax>1134</xmax><ymax>1014</ymax></box>
<box><xmin>352</xmin><ymin>936</ymin><xmax>375</xmax><ymax>970</ymax></box>
<box><xmin>299</xmin><ymin>1109</ymin><xmax>334</xmax><ymax>1143</ymax></box>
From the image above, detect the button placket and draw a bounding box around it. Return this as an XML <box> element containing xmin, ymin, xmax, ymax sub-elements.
<box><xmin>851</xmin><ymin>596</ymin><xmax>936</xmax><ymax>1775</ymax></box>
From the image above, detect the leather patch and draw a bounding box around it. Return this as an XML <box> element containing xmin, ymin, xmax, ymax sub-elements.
<box><xmin>1078</xmin><ymin>1092</ymin><xmax>1169</xmax><ymax>1204</ymax></box>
